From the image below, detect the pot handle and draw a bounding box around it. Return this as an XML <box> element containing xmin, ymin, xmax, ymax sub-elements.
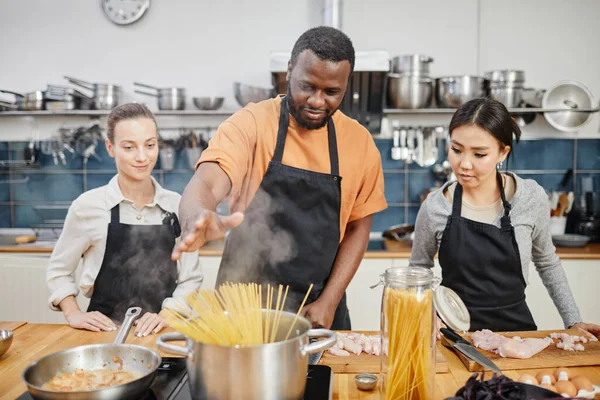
<box><xmin>134</xmin><ymin>90</ymin><xmax>159</xmax><ymax>97</ymax></box>
<box><xmin>134</xmin><ymin>82</ymin><xmax>160</xmax><ymax>91</ymax></box>
<box><xmin>302</xmin><ymin>328</ymin><xmax>337</xmax><ymax>356</ymax></box>
<box><xmin>113</xmin><ymin>307</ymin><xmax>142</xmax><ymax>344</ymax></box>
<box><xmin>156</xmin><ymin>332</ymin><xmax>190</xmax><ymax>356</ymax></box>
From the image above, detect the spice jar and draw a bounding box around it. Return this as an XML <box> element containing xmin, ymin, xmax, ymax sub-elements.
<box><xmin>380</xmin><ymin>267</ymin><xmax>437</xmax><ymax>400</ymax></box>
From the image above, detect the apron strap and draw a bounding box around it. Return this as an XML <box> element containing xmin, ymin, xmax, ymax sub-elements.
<box><xmin>497</xmin><ymin>171</ymin><xmax>513</xmax><ymax>230</ymax></box>
<box><xmin>452</xmin><ymin>182</ymin><xmax>463</xmax><ymax>217</ymax></box>
<box><xmin>273</xmin><ymin>96</ymin><xmax>339</xmax><ymax>175</ymax></box>
<box><xmin>110</xmin><ymin>204</ymin><xmax>120</xmax><ymax>224</ymax></box>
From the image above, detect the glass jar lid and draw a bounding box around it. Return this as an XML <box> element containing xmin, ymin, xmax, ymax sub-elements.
<box><xmin>433</xmin><ymin>285</ymin><xmax>470</xmax><ymax>332</ymax></box>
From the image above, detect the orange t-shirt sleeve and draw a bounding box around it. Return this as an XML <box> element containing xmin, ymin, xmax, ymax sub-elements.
<box><xmin>349</xmin><ymin>150</ymin><xmax>387</xmax><ymax>222</ymax></box>
<box><xmin>195</xmin><ymin>110</ymin><xmax>257</xmax><ymax>195</ymax></box>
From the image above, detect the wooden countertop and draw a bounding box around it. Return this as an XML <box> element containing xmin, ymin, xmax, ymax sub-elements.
<box><xmin>0</xmin><ymin>323</ymin><xmax>599</xmax><ymax>399</ymax></box>
<box><xmin>2</xmin><ymin>240</ymin><xmax>600</xmax><ymax>260</ymax></box>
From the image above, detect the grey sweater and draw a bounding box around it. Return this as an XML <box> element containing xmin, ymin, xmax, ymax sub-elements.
<box><xmin>409</xmin><ymin>172</ymin><xmax>582</xmax><ymax>328</ymax></box>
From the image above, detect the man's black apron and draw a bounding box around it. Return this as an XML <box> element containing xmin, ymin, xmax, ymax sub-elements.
<box><xmin>438</xmin><ymin>172</ymin><xmax>537</xmax><ymax>331</ymax></box>
<box><xmin>88</xmin><ymin>204</ymin><xmax>179</xmax><ymax>322</ymax></box>
<box><xmin>216</xmin><ymin>96</ymin><xmax>350</xmax><ymax>329</ymax></box>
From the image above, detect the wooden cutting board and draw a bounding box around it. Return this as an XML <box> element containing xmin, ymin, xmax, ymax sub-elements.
<box><xmin>318</xmin><ymin>331</ymin><xmax>449</xmax><ymax>374</ymax></box>
<box><xmin>444</xmin><ymin>329</ymin><xmax>600</xmax><ymax>372</ymax></box>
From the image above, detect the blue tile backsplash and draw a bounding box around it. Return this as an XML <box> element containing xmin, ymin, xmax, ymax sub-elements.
<box><xmin>1</xmin><ymin>139</ymin><xmax>599</xmax><ymax>232</ymax></box>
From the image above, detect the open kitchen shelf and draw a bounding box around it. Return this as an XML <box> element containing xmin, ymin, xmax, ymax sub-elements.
<box><xmin>0</xmin><ymin>110</ymin><xmax>237</xmax><ymax>117</ymax></box>
<box><xmin>384</xmin><ymin>106</ymin><xmax>600</xmax><ymax>114</ymax></box>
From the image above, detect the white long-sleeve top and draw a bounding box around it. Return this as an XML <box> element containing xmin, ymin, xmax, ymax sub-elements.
<box><xmin>47</xmin><ymin>175</ymin><xmax>203</xmax><ymax>312</ymax></box>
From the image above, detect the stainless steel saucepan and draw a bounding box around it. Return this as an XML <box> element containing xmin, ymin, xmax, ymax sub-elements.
<box><xmin>134</xmin><ymin>82</ymin><xmax>187</xmax><ymax>110</ymax></box>
<box><xmin>157</xmin><ymin>309</ymin><xmax>337</xmax><ymax>400</ymax></box>
<box><xmin>22</xmin><ymin>307</ymin><xmax>162</xmax><ymax>400</ymax></box>
<box><xmin>64</xmin><ymin>76</ymin><xmax>122</xmax><ymax>110</ymax></box>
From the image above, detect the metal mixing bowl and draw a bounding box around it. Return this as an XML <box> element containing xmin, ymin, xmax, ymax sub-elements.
<box><xmin>435</xmin><ymin>75</ymin><xmax>489</xmax><ymax>108</ymax></box>
<box><xmin>0</xmin><ymin>330</ymin><xmax>14</xmax><ymax>357</ymax></box>
<box><xmin>233</xmin><ymin>82</ymin><xmax>275</xmax><ymax>107</ymax></box>
<box><xmin>193</xmin><ymin>97</ymin><xmax>224</xmax><ymax>110</ymax></box>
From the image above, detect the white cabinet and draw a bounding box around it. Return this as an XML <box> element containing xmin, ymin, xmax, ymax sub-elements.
<box><xmin>0</xmin><ymin>253</ymin><xmax>88</xmax><ymax>324</ymax></box>
<box><xmin>525</xmin><ymin>260</ymin><xmax>600</xmax><ymax>330</ymax></box>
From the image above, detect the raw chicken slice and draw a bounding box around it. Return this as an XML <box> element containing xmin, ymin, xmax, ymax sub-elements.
<box><xmin>498</xmin><ymin>337</ymin><xmax>552</xmax><ymax>359</ymax></box>
<box><xmin>339</xmin><ymin>334</ymin><xmax>362</xmax><ymax>355</ymax></box>
<box><xmin>469</xmin><ymin>330</ymin><xmax>551</xmax><ymax>359</ymax></box>
<box><xmin>328</xmin><ymin>346</ymin><xmax>350</xmax><ymax>356</ymax></box>
<box><xmin>550</xmin><ymin>332</ymin><xmax>590</xmax><ymax>351</ymax></box>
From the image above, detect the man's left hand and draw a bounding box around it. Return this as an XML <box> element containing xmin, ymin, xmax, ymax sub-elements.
<box><xmin>302</xmin><ymin>298</ymin><xmax>337</xmax><ymax>329</ymax></box>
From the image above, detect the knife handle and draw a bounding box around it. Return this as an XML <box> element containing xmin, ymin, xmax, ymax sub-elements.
<box><xmin>440</xmin><ymin>328</ymin><xmax>470</xmax><ymax>345</ymax></box>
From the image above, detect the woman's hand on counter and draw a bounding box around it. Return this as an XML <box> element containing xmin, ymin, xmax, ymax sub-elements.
<box><xmin>571</xmin><ymin>322</ymin><xmax>600</xmax><ymax>339</ymax></box>
<box><xmin>134</xmin><ymin>312</ymin><xmax>167</xmax><ymax>337</ymax></box>
<box><xmin>66</xmin><ymin>310</ymin><xmax>117</xmax><ymax>332</ymax></box>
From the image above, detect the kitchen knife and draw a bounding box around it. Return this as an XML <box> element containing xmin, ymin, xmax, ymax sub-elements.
<box><xmin>308</xmin><ymin>324</ymin><xmax>325</xmax><ymax>365</ymax></box>
<box><xmin>440</xmin><ymin>327</ymin><xmax>502</xmax><ymax>375</ymax></box>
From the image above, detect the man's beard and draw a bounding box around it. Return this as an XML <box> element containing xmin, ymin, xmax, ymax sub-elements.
<box><xmin>286</xmin><ymin>85</ymin><xmax>337</xmax><ymax>130</ymax></box>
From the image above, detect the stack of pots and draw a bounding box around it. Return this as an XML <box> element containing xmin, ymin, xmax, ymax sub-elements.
<box><xmin>387</xmin><ymin>55</ymin><xmax>434</xmax><ymax>109</ymax></box>
<box><xmin>484</xmin><ymin>70</ymin><xmax>525</xmax><ymax>108</ymax></box>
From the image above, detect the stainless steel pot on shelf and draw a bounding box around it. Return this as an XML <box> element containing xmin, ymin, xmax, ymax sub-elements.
<box><xmin>387</xmin><ymin>73</ymin><xmax>434</xmax><ymax>109</ymax></box>
<box><xmin>435</xmin><ymin>75</ymin><xmax>489</xmax><ymax>108</ymax></box>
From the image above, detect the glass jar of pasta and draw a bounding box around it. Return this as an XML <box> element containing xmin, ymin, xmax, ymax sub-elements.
<box><xmin>380</xmin><ymin>267</ymin><xmax>437</xmax><ymax>400</ymax></box>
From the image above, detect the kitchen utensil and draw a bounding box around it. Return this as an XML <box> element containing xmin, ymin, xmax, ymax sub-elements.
<box><xmin>308</xmin><ymin>324</ymin><xmax>325</xmax><ymax>365</ymax></box>
<box><xmin>435</xmin><ymin>76</ymin><xmax>490</xmax><ymax>108</ymax></box>
<box><xmin>382</xmin><ymin>224</ymin><xmax>414</xmax><ymax>242</ymax></box>
<box><xmin>157</xmin><ymin>310</ymin><xmax>336</xmax><ymax>400</ymax></box>
<box><xmin>552</xmin><ymin>234</ymin><xmax>591</xmax><ymax>248</ymax></box>
<box><xmin>64</xmin><ymin>76</ymin><xmax>122</xmax><ymax>110</ymax></box>
<box><xmin>440</xmin><ymin>328</ymin><xmax>502</xmax><ymax>374</ymax></box>
<box><xmin>391</xmin><ymin>128</ymin><xmax>402</xmax><ymax>160</ymax></box>
<box><xmin>192</xmin><ymin>96</ymin><xmax>224</xmax><ymax>110</ymax></box>
<box><xmin>484</xmin><ymin>70</ymin><xmax>525</xmax><ymax>85</ymax></box>
<box><xmin>542</xmin><ymin>80</ymin><xmax>596</xmax><ymax>132</ymax></box>
<box><xmin>0</xmin><ymin>330</ymin><xmax>13</xmax><ymax>357</ymax></box>
<box><xmin>22</xmin><ymin>307</ymin><xmax>162</xmax><ymax>400</ymax></box>
<box><xmin>233</xmin><ymin>82</ymin><xmax>275</xmax><ymax>107</ymax></box>
<box><xmin>355</xmin><ymin>374</ymin><xmax>378</xmax><ymax>391</ymax></box>
<box><xmin>387</xmin><ymin>73</ymin><xmax>434</xmax><ymax>109</ymax></box>
<box><xmin>391</xmin><ymin>54</ymin><xmax>434</xmax><ymax>76</ymax></box>
<box><xmin>489</xmin><ymin>86</ymin><xmax>524</xmax><ymax>108</ymax></box>
<box><xmin>0</xmin><ymin>90</ymin><xmax>45</xmax><ymax>111</ymax></box>
<box><xmin>134</xmin><ymin>82</ymin><xmax>186</xmax><ymax>111</ymax></box>
<box><xmin>159</xmin><ymin>145</ymin><xmax>175</xmax><ymax>171</ymax></box>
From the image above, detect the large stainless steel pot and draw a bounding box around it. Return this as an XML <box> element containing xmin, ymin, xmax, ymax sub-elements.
<box><xmin>134</xmin><ymin>82</ymin><xmax>186</xmax><ymax>110</ymax></box>
<box><xmin>22</xmin><ymin>307</ymin><xmax>162</xmax><ymax>400</ymax></box>
<box><xmin>542</xmin><ymin>80</ymin><xmax>596</xmax><ymax>132</ymax></box>
<box><xmin>391</xmin><ymin>54</ymin><xmax>434</xmax><ymax>75</ymax></box>
<box><xmin>64</xmin><ymin>76</ymin><xmax>122</xmax><ymax>110</ymax></box>
<box><xmin>484</xmin><ymin>70</ymin><xmax>525</xmax><ymax>85</ymax></box>
<box><xmin>387</xmin><ymin>73</ymin><xmax>434</xmax><ymax>109</ymax></box>
<box><xmin>435</xmin><ymin>76</ymin><xmax>489</xmax><ymax>108</ymax></box>
<box><xmin>157</xmin><ymin>310</ymin><xmax>337</xmax><ymax>400</ymax></box>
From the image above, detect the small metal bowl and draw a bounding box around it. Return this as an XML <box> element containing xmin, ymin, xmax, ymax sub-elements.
<box><xmin>193</xmin><ymin>96</ymin><xmax>224</xmax><ymax>110</ymax></box>
<box><xmin>355</xmin><ymin>373</ymin><xmax>378</xmax><ymax>391</ymax></box>
<box><xmin>0</xmin><ymin>330</ymin><xmax>14</xmax><ymax>357</ymax></box>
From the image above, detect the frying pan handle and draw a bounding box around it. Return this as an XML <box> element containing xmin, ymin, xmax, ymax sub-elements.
<box><xmin>63</xmin><ymin>76</ymin><xmax>94</xmax><ymax>91</ymax></box>
<box><xmin>113</xmin><ymin>307</ymin><xmax>142</xmax><ymax>344</ymax></box>
<box><xmin>0</xmin><ymin>89</ymin><xmax>24</xmax><ymax>98</ymax></box>
<box><xmin>302</xmin><ymin>328</ymin><xmax>337</xmax><ymax>356</ymax></box>
<box><xmin>134</xmin><ymin>82</ymin><xmax>160</xmax><ymax>91</ymax></box>
<box><xmin>156</xmin><ymin>332</ymin><xmax>190</xmax><ymax>356</ymax></box>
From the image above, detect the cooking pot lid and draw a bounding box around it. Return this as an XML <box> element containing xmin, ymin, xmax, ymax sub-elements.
<box><xmin>433</xmin><ymin>285</ymin><xmax>470</xmax><ymax>332</ymax></box>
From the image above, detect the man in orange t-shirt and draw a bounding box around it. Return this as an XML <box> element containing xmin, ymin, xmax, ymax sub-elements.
<box><xmin>172</xmin><ymin>26</ymin><xmax>387</xmax><ymax>330</ymax></box>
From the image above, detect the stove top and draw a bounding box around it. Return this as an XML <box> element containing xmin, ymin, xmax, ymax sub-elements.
<box><xmin>18</xmin><ymin>359</ymin><xmax>333</xmax><ymax>400</ymax></box>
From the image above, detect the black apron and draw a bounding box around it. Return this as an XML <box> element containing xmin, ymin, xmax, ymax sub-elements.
<box><xmin>88</xmin><ymin>204</ymin><xmax>179</xmax><ymax>322</ymax></box>
<box><xmin>438</xmin><ymin>172</ymin><xmax>537</xmax><ymax>332</ymax></box>
<box><xmin>216</xmin><ymin>96</ymin><xmax>350</xmax><ymax>330</ymax></box>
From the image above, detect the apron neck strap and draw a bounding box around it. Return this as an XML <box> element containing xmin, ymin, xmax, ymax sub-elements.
<box><xmin>110</xmin><ymin>204</ymin><xmax>120</xmax><ymax>224</ymax></box>
<box><xmin>274</xmin><ymin>96</ymin><xmax>339</xmax><ymax>176</ymax></box>
<box><xmin>452</xmin><ymin>182</ymin><xmax>463</xmax><ymax>217</ymax></box>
